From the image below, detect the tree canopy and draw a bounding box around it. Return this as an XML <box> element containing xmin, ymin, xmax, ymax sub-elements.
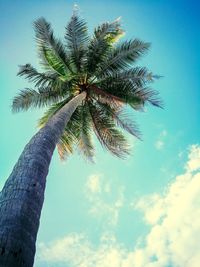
<box><xmin>12</xmin><ymin>11</ymin><xmax>162</xmax><ymax>161</ymax></box>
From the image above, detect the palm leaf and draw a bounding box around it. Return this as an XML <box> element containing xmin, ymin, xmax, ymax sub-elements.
<box><xmin>34</xmin><ymin>17</ymin><xmax>72</xmax><ymax>75</ymax></box>
<box><xmin>38</xmin><ymin>98</ymin><xmax>72</xmax><ymax>128</ymax></box>
<box><xmin>38</xmin><ymin>101</ymin><xmax>82</xmax><ymax>159</ymax></box>
<box><xmin>98</xmin><ymin>79</ymin><xmax>163</xmax><ymax>109</ymax></box>
<box><xmin>86</xmin><ymin>19</ymin><xmax>124</xmax><ymax>76</ymax></box>
<box><xmin>77</xmin><ymin>104</ymin><xmax>94</xmax><ymax>161</ymax></box>
<box><xmin>95</xmin><ymin>39</ymin><xmax>150</xmax><ymax>78</ymax></box>
<box><xmin>57</xmin><ymin>106</ymin><xmax>84</xmax><ymax>160</ymax></box>
<box><xmin>42</xmin><ymin>47</ymin><xmax>67</xmax><ymax>77</ymax></box>
<box><xmin>89</xmin><ymin>102</ymin><xmax>130</xmax><ymax>158</ymax></box>
<box><xmin>89</xmin><ymin>85</ymin><xmax>124</xmax><ymax>109</ymax></box>
<box><xmin>97</xmin><ymin>67</ymin><xmax>151</xmax><ymax>87</ymax></box>
<box><xmin>12</xmin><ymin>85</ymin><xmax>70</xmax><ymax>112</ymax></box>
<box><xmin>96</xmin><ymin>102</ymin><xmax>141</xmax><ymax>139</ymax></box>
<box><xmin>17</xmin><ymin>64</ymin><xmax>58</xmax><ymax>87</ymax></box>
<box><xmin>65</xmin><ymin>13</ymin><xmax>89</xmax><ymax>72</ymax></box>
<box><xmin>57</xmin><ymin>135</ymin><xmax>74</xmax><ymax>160</ymax></box>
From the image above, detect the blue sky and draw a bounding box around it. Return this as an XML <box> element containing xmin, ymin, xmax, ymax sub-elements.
<box><xmin>0</xmin><ymin>0</ymin><xmax>199</xmax><ymax>266</ymax></box>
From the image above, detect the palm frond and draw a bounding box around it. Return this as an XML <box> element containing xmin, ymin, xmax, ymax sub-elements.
<box><xmin>34</xmin><ymin>17</ymin><xmax>72</xmax><ymax>75</ymax></box>
<box><xmin>77</xmin><ymin>104</ymin><xmax>94</xmax><ymax>161</ymax></box>
<box><xmin>98</xmin><ymin>79</ymin><xmax>163</xmax><ymax>109</ymax></box>
<box><xmin>57</xmin><ymin>106</ymin><xmax>84</xmax><ymax>160</ymax></box>
<box><xmin>89</xmin><ymin>102</ymin><xmax>130</xmax><ymax>158</ymax></box>
<box><xmin>94</xmin><ymin>18</ymin><xmax>124</xmax><ymax>44</ymax></box>
<box><xmin>41</xmin><ymin>47</ymin><xmax>69</xmax><ymax>77</ymax></box>
<box><xmin>96</xmin><ymin>102</ymin><xmax>141</xmax><ymax>139</ymax></box>
<box><xmin>38</xmin><ymin>101</ymin><xmax>82</xmax><ymax>159</ymax></box>
<box><xmin>130</xmin><ymin>85</ymin><xmax>163</xmax><ymax>108</ymax></box>
<box><xmin>57</xmin><ymin>135</ymin><xmax>74</xmax><ymax>160</ymax></box>
<box><xmin>38</xmin><ymin>98</ymin><xmax>71</xmax><ymax>128</ymax></box>
<box><xmin>89</xmin><ymin>85</ymin><xmax>124</xmax><ymax>109</ymax></box>
<box><xmin>95</xmin><ymin>39</ymin><xmax>150</xmax><ymax>78</ymax></box>
<box><xmin>12</xmin><ymin>86</ymin><xmax>69</xmax><ymax>112</ymax></box>
<box><xmin>17</xmin><ymin>64</ymin><xmax>58</xmax><ymax>87</ymax></box>
<box><xmin>97</xmin><ymin>67</ymin><xmax>151</xmax><ymax>87</ymax></box>
<box><xmin>65</xmin><ymin>13</ymin><xmax>89</xmax><ymax>72</ymax></box>
<box><xmin>38</xmin><ymin>100</ymin><xmax>94</xmax><ymax>160</ymax></box>
<box><xmin>86</xmin><ymin>19</ymin><xmax>124</xmax><ymax>75</ymax></box>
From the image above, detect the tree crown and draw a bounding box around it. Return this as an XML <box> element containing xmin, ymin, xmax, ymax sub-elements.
<box><xmin>13</xmin><ymin>10</ymin><xmax>162</xmax><ymax>161</ymax></box>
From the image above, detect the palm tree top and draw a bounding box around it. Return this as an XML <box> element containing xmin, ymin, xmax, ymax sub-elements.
<box><xmin>12</xmin><ymin>10</ymin><xmax>162</xmax><ymax>161</ymax></box>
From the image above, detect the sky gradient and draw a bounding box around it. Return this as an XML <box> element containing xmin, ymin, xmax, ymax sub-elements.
<box><xmin>0</xmin><ymin>0</ymin><xmax>199</xmax><ymax>266</ymax></box>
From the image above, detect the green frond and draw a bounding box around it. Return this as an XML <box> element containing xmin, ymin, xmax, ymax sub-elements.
<box><xmin>89</xmin><ymin>102</ymin><xmax>130</xmax><ymax>158</ymax></box>
<box><xmin>96</xmin><ymin>102</ymin><xmax>141</xmax><ymax>139</ymax></box>
<box><xmin>38</xmin><ymin>101</ymin><xmax>82</xmax><ymax>159</ymax></box>
<box><xmin>65</xmin><ymin>14</ymin><xmax>89</xmax><ymax>72</ymax></box>
<box><xmin>139</xmin><ymin>87</ymin><xmax>163</xmax><ymax>108</ymax></box>
<box><xmin>17</xmin><ymin>64</ymin><xmax>58</xmax><ymax>87</ymax></box>
<box><xmin>95</xmin><ymin>39</ymin><xmax>150</xmax><ymax>78</ymax></box>
<box><xmin>38</xmin><ymin>100</ymin><xmax>94</xmax><ymax>161</ymax></box>
<box><xmin>98</xmin><ymin>79</ymin><xmax>163</xmax><ymax>109</ymax></box>
<box><xmin>128</xmin><ymin>84</ymin><xmax>163</xmax><ymax>108</ymax></box>
<box><xmin>57</xmin><ymin>105</ymin><xmax>95</xmax><ymax>161</ymax></box>
<box><xmin>57</xmin><ymin>135</ymin><xmax>74</xmax><ymax>160</ymax></box>
<box><xmin>38</xmin><ymin>98</ymin><xmax>71</xmax><ymax>128</ymax></box>
<box><xmin>97</xmin><ymin>67</ymin><xmax>151</xmax><ymax>87</ymax></box>
<box><xmin>38</xmin><ymin>101</ymin><xmax>92</xmax><ymax>161</ymax></box>
<box><xmin>78</xmin><ymin>131</ymin><xmax>94</xmax><ymax>161</ymax></box>
<box><xmin>114</xmin><ymin>110</ymin><xmax>142</xmax><ymax>139</ymax></box>
<box><xmin>41</xmin><ymin>46</ymin><xmax>70</xmax><ymax>78</ymax></box>
<box><xmin>94</xmin><ymin>18</ymin><xmax>124</xmax><ymax>44</ymax></box>
<box><xmin>89</xmin><ymin>85</ymin><xmax>124</xmax><ymax>109</ymax></box>
<box><xmin>56</xmin><ymin>106</ymin><xmax>84</xmax><ymax>160</ymax></box>
<box><xmin>86</xmin><ymin>19</ymin><xmax>124</xmax><ymax>75</ymax></box>
<box><xmin>34</xmin><ymin>17</ymin><xmax>72</xmax><ymax>75</ymax></box>
<box><xmin>77</xmin><ymin>104</ymin><xmax>94</xmax><ymax>161</ymax></box>
<box><xmin>12</xmin><ymin>86</ymin><xmax>69</xmax><ymax>113</ymax></box>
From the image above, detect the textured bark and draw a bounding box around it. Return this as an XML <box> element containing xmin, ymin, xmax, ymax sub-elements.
<box><xmin>0</xmin><ymin>92</ymin><xmax>86</xmax><ymax>267</ymax></box>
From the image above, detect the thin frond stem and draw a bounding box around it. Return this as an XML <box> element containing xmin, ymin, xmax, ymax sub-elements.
<box><xmin>89</xmin><ymin>85</ymin><xmax>124</xmax><ymax>107</ymax></box>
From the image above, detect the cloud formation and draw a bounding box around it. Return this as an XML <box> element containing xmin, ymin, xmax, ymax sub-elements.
<box><xmin>185</xmin><ymin>144</ymin><xmax>200</xmax><ymax>172</ymax></box>
<box><xmin>37</xmin><ymin>144</ymin><xmax>200</xmax><ymax>267</ymax></box>
<box><xmin>85</xmin><ymin>174</ymin><xmax>124</xmax><ymax>227</ymax></box>
<box><xmin>133</xmin><ymin>144</ymin><xmax>200</xmax><ymax>266</ymax></box>
<box><xmin>155</xmin><ymin>130</ymin><xmax>167</xmax><ymax>150</ymax></box>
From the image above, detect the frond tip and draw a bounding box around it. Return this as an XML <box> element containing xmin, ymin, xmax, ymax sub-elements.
<box><xmin>17</xmin><ymin>64</ymin><xmax>56</xmax><ymax>87</ymax></box>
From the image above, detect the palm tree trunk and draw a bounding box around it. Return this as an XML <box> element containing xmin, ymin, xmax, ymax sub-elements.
<box><xmin>0</xmin><ymin>91</ymin><xmax>86</xmax><ymax>267</ymax></box>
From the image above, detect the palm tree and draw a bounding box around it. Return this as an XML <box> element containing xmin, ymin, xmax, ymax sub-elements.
<box><xmin>0</xmin><ymin>10</ymin><xmax>162</xmax><ymax>267</ymax></box>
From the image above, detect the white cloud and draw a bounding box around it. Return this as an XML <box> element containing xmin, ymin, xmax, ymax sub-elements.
<box><xmin>133</xmin><ymin>144</ymin><xmax>200</xmax><ymax>266</ymax></box>
<box><xmin>86</xmin><ymin>174</ymin><xmax>102</xmax><ymax>193</ymax></box>
<box><xmin>38</xmin><ymin>144</ymin><xmax>200</xmax><ymax>267</ymax></box>
<box><xmin>38</xmin><ymin>233</ymin><xmax>129</xmax><ymax>267</ymax></box>
<box><xmin>154</xmin><ymin>130</ymin><xmax>167</xmax><ymax>150</ymax></box>
<box><xmin>155</xmin><ymin>140</ymin><xmax>164</xmax><ymax>150</ymax></box>
<box><xmin>161</xmin><ymin>130</ymin><xmax>167</xmax><ymax>137</ymax></box>
<box><xmin>185</xmin><ymin>144</ymin><xmax>200</xmax><ymax>172</ymax></box>
<box><xmin>85</xmin><ymin>174</ymin><xmax>124</xmax><ymax>226</ymax></box>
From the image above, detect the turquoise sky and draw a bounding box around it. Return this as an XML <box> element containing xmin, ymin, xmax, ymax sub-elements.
<box><xmin>0</xmin><ymin>0</ymin><xmax>199</xmax><ymax>266</ymax></box>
